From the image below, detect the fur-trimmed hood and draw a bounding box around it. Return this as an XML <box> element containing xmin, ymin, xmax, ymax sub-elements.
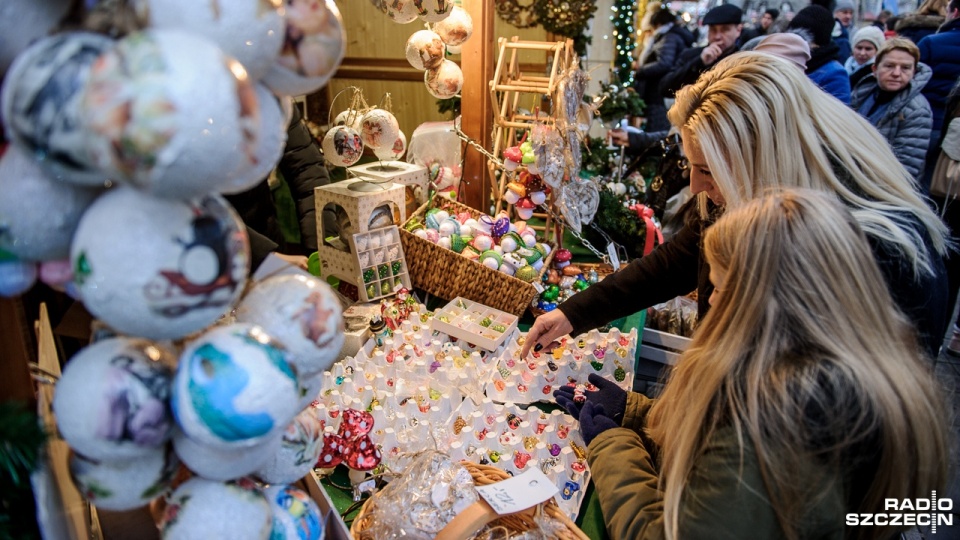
<box><xmin>895</xmin><ymin>13</ymin><xmax>945</xmax><ymax>31</ymax></box>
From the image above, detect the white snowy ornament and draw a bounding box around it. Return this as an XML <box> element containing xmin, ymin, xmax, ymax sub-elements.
<box><xmin>69</xmin><ymin>446</ymin><xmax>179</xmax><ymax>511</ymax></box>
<box><xmin>264</xmin><ymin>0</ymin><xmax>346</xmax><ymax>97</ymax></box>
<box><xmin>405</xmin><ymin>30</ymin><xmax>445</xmax><ymax>71</ymax></box>
<box><xmin>255</xmin><ymin>408</ymin><xmax>324</xmax><ymax>484</ymax></box>
<box><xmin>172</xmin><ymin>429</ymin><xmax>281</xmax><ymax>482</ymax></box>
<box><xmin>424</xmin><ymin>59</ymin><xmax>463</xmax><ymax>99</ymax></box>
<box><xmin>321</xmin><ymin>125</ymin><xmax>363</xmax><ymax>167</ymax></box>
<box><xmin>0</xmin><ymin>0</ymin><xmax>73</xmax><ymax>78</ymax></box>
<box><xmin>360</xmin><ymin>109</ymin><xmax>401</xmax><ymax>151</ymax></box>
<box><xmin>386</xmin><ymin>0</ymin><xmax>419</xmax><ymax>23</ymax></box>
<box><xmin>374</xmin><ymin>130</ymin><xmax>407</xmax><ymax>161</ymax></box>
<box><xmin>220</xmin><ymin>83</ymin><xmax>289</xmax><ymax>195</ymax></box>
<box><xmin>159</xmin><ymin>477</ymin><xmax>272</xmax><ymax>539</ymax></box>
<box><xmin>433</xmin><ymin>6</ymin><xmax>473</xmax><ymax>46</ymax></box>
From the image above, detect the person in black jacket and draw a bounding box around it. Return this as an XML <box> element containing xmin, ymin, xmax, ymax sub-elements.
<box><xmin>522</xmin><ymin>52</ymin><xmax>950</xmax><ymax>359</ymax></box>
<box><xmin>633</xmin><ymin>9</ymin><xmax>694</xmax><ymax>132</ymax></box>
<box><xmin>740</xmin><ymin>8</ymin><xmax>779</xmax><ymax>42</ymax></box>
<box><xmin>659</xmin><ymin>4</ymin><xmax>743</xmax><ymax>99</ymax></box>
<box><xmin>226</xmin><ymin>104</ymin><xmax>332</xmax><ymax>270</ymax></box>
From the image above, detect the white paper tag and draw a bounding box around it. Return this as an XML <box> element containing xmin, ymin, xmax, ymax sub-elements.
<box><xmin>533</xmin><ymin>282</ymin><xmax>545</xmax><ymax>294</ymax></box>
<box><xmin>476</xmin><ymin>468</ymin><xmax>559</xmax><ymax>515</ymax></box>
<box><xmin>607</xmin><ymin>243</ymin><xmax>621</xmax><ymax>271</ymax></box>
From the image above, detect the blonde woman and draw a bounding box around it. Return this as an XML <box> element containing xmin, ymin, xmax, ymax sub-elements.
<box><xmin>522</xmin><ymin>52</ymin><xmax>949</xmax><ymax>358</ymax></box>
<box><xmin>563</xmin><ymin>189</ymin><xmax>950</xmax><ymax>539</ymax></box>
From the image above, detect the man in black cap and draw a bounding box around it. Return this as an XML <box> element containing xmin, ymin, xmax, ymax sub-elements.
<box><xmin>660</xmin><ymin>4</ymin><xmax>744</xmax><ymax>98</ymax></box>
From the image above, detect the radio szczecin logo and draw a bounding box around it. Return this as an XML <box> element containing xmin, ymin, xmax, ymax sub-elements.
<box><xmin>846</xmin><ymin>492</ymin><xmax>953</xmax><ymax>533</ymax></box>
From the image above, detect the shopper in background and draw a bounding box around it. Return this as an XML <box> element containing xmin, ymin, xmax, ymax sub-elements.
<box><xmin>633</xmin><ymin>9</ymin><xmax>695</xmax><ymax>132</ymax></box>
<box><xmin>851</xmin><ymin>38</ymin><xmax>932</xmax><ymax>180</ymax></box>
<box><xmin>844</xmin><ymin>25</ymin><xmax>885</xmax><ymax>87</ymax></box>
<box><xmin>873</xmin><ymin>8</ymin><xmax>893</xmax><ymax>30</ymax></box>
<box><xmin>833</xmin><ymin>0</ymin><xmax>855</xmax><ymax>62</ymax></box>
<box><xmin>557</xmin><ymin>189</ymin><xmax>950</xmax><ymax>539</ymax></box>
<box><xmin>659</xmin><ymin>4</ymin><xmax>743</xmax><ymax>98</ymax></box>
<box><xmin>522</xmin><ymin>52</ymin><xmax>949</xmax><ymax>359</ymax></box>
<box><xmin>895</xmin><ymin>0</ymin><xmax>948</xmax><ymax>43</ymax></box>
<box><xmin>788</xmin><ymin>5</ymin><xmax>852</xmax><ymax>103</ymax></box>
<box><xmin>740</xmin><ymin>8</ymin><xmax>780</xmax><ymax>42</ymax></box>
<box><xmin>917</xmin><ymin>0</ymin><xmax>960</xmax><ymax>189</ymax></box>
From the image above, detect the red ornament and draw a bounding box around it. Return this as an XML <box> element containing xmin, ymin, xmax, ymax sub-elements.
<box><xmin>315</xmin><ymin>408</ymin><xmax>382</xmax><ymax>471</ymax></box>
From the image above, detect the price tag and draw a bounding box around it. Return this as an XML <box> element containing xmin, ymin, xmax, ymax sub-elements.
<box><xmin>607</xmin><ymin>243</ymin><xmax>621</xmax><ymax>271</ymax></box>
<box><xmin>476</xmin><ymin>468</ymin><xmax>559</xmax><ymax>515</ymax></box>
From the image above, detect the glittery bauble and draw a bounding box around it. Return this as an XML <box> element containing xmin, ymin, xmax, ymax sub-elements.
<box><xmin>514</xmin><ymin>265</ymin><xmax>537</xmax><ymax>283</ymax></box>
<box><xmin>321</xmin><ymin>125</ymin><xmax>363</xmax><ymax>167</ymax></box>
<box><xmin>263</xmin><ymin>0</ymin><xmax>346</xmax><ymax>97</ymax></box>
<box><xmin>360</xmin><ymin>109</ymin><xmax>401</xmax><ymax>150</ymax></box>
<box><xmin>415</xmin><ymin>0</ymin><xmax>455</xmax><ymax>23</ymax></box>
<box><xmin>405</xmin><ymin>29</ymin><xmax>445</xmax><ymax>71</ymax></box>
<box><xmin>433</xmin><ymin>6</ymin><xmax>473</xmax><ymax>46</ymax></box>
<box><xmin>424</xmin><ymin>59</ymin><xmax>463</xmax><ymax>99</ymax></box>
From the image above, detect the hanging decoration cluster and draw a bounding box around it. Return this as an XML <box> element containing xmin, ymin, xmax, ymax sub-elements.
<box><xmin>532</xmin><ymin>0</ymin><xmax>597</xmax><ymax>56</ymax></box>
<box><xmin>611</xmin><ymin>0</ymin><xmax>637</xmax><ymax>87</ymax></box>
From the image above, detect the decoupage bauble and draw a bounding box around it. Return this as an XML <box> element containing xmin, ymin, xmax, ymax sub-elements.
<box><xmin>446</xmin><ymin>44</ymin><xmax>462</xmax><ymax>55</ymax></box>
<box><xmin>133</xmin><ymin>0</ymin><xmax>285</xmax><ymax>81</ymax></box>
<box><xmin>0</xmin><ymin>257</ymin><xmax>36</xmax><ymax>297</ymax></box>
<box><xmin>321</xmin><ymin>125</ymin><xmax>363</xmax><ymax>167</ymax></box>
<box><xmin>360</xmin><ymin>109</ymin><xmax>401</xmax><ymax>151</ymax></box>
<box><xmin>368</xmin><ymin>204</ymin><xmax>395</xmax><ymax>229</ymax></box>
<box><xmin>374</xmin><ymin>130</ymin><xmax>407</xmax><ymax>161</ymax></box>
<box><xmin>0</xmin><ymin>146</ymin><xmax>100</xmax><ymax>262</ymax></box>
<box><xmin>219</xmin><ymin>83</ymin><xmax>289</xmax><ymax>195</ymax></box>
<box><xmin>0</xmin><ymin>0</ymin><xmax>72</xmax><ymax>78</ymax></box>
<box><xmin>433</xmin><ymin>6</ymin><xmax>473</xmax><ymax>46</ymax></box>
<box><xmin>264</xmin><ymin>0</ymin><xmax>346</xmax><ymax>97</ymax></box>
<box><xmin>333</xmin><ymin>108</ymin><xmax>364</xmax><ymax>130</ymax></box>
<box><xmin>405</xmin><ymin>30</ymin><xmax>445</xmax><ymax>71</ymax></box>
<box><xmin>53</xmin><ymin>337</ymin><xmax>176</xmax><ymax>460</ymax></box>
<box><xmin>386</xmin><ymin>0</ymin><xmax>419</xmax><ymax>23</ymax></box>
<box><xmin>159</xmin><ymin>477</ymin><xmax>272</xmax><ymax>539</ymax></box>
<box><xmin>70</xmin><ymin>187</ymin><xmax>249</xmax><ymax>340</ymax></box>
<box><xmin>415</xmin><ymin>0</ymin><xmax>454</xmax><ymax>23</ymax></box>
<box><xmin>264</xmin><ymin>484</ymin><xmax>324</xmax><ymax>540</ymax></box>
<box><xmin>69</xmin><ymin>446</ymin><xmax>178</xmax><ymax>511</ymax></box>
<box><xmin>80</xmin><ymin>30</ymin><xmax>259</xmax><ymax>199</ymax></box>
<box><xmin>172</xmin><ymin>429</ymin><xmax>281</xmax><ymax>481</ymax></box>
<box><xmin>424</xmin><ymin>60</ymin><xmax>463</xmax><ymax>99</ymax></box>
<box><xmin>171</xmin><ymin>323</ymin><xmax>300</xmax><ymax>449</ymax></box>
<box><xmin>235</xmin><ymin>274</ymin><xmax>345</xmax><ymax>376</ymax></box>
<box><xmin>255</xmin><ymin>408</ymin><xmax>324</xmax><ymax>484</ymax></box>
<box><xmin>1</xmin><ymin>32</ymin><xmax>114</xmax><ymax>186</ymax></box>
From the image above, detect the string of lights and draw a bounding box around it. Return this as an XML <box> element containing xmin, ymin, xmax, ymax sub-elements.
<box><xmin>610</xmin><ymin>0</ymin><xmax>637</xmax><ymax>87</ymax></box>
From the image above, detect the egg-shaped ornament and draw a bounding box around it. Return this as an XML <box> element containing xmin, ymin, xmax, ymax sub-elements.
<box><xmin>321</xmin><ymin>125</ymin><xmax>363</xmax><ymax>167</ymax></box>
<box><xmin>132</xmin><ymin>0</ymin><xmax>285</xmax><ymax>81</ymax></box>
<box><xmin>386</xmin><ymin>0</ymin><xmax>419</xmax><ymax>23</ymax></box>
<box><xmin>219</xmin><ymin>83</ymin><xmax>289</xmax><ymax>196</ymax></box>
<box><xmin>424</xmin><ymin>60</ymin><xmax>463</xmax><ymax>99</ymax></box>
<box><xmin>0</xmin><ymin>146</ymin><xmax>101</xmax><ymax>262</ymax></box>
<box><xmin>264</xmin><ymin>484</ymin><xmax>324</xmax><ymax>540</ymax></box>
<box><xmin>374</xmin><ymin>130</ymin><xmax>407</xmax><ymax>161</ymax></box>
<box><xmin>80</xmin><ymin>30</ymin><xmax>261</xmax><ymax>199</ymax></box>
<box><xmin>264</xmin><ymin>0</ymin><xmax>346</xmax><ymax>97</ymax></box>
<box><xmin>172</xmin><ymin>429</ymin><xmax>282</xmax><ymax>482</ymax></box>
<box><xmin>159</xmin><ymin>477</ymin><xmax>272</xmax><ymax>540</ymax></box>
<box><xmin>415</xmin><ymin>0</ymin><xmax>454</xmax><ymax>23</ymax></box>
<box><xmin>254</xmin><ymin>408</ymin><xmax>324</xmax><ymax>484</ymax></box>
<box><xmin>69</xmin><ymin>446</ymin><xmax>179</xmax><ymax>511</ymax></box>
<box><xmin>359</xmin><ymin>109</ymin><xmax>400</xmax><ymax>151</ymax></box>
<box><xmin>405</xmin><ymin>30</ymin><xmax>445</xmax><ymax>71</ymax></box>
<box><xmin>0</xmin><ymin>0</ymin><xmax>73</xmax><ymax>78</ymax></box>
<box><xmin>433</xmin><ymin>6</ymin><xmax>473</xmax><ymax>46</ymax></box>
<box><xmin>171</xmin><ymin>323</ymin><xmax>300</xmax><ymax>450</ymax></box>
<box><xmin>1</xmin><ymin>32</ymin><xmax>114</xmax><ymax>186</ymax></box>
<box><xmin>70</xmin><ymin>187</ymin><xmax>249</xmax><ymax>340</ymax></box>
<box><xmin>53</xmin><ymin>337</ymin><xmax>176</xmax><ymax>460</ymax></box>
<box><xmin>235</xmin><ymin>274</ymin><xmax>345</xmax><ymax>376</ymax></box>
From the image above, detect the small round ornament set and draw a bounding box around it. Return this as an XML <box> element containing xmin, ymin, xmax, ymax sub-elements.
<box><xmin>368</xmin><ymin>0</ymin><xmax>474</xmax><ymax>99</ymax></box>
<box><xmin>536</xmin><ymin>248</ymin><xmax>601</xmax><ymax>312</ymax></box>
<box><xmin>322</xmin><ymin>87</ymin><xmax>405</xmax><ymax>167</ymax></box>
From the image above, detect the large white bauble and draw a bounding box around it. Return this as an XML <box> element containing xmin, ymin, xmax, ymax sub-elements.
<box><xmin>359</xmin><ymin>109</ymin><xmax>400</xmax><ymax>151</ymax></box>
<box><xmin>0</xmin><ymin>258</ymin><xmax>37</xmax><ymax>297</ymax></box>
<box><xmin>219</xmin><ymin>83</ymin><xmax>288</xmax><ymax>195</ymax></box>
<box><xmin>172</xmin><ymin>429</ymin><xmax>281</xmax><ymax>482</ymax></box>
<box><xmin>171</xmin><ymin>323</ymin><xmax>300</xmax><ymax>450</ymax></box>
<box><xmin>254</xmin><ymin>408</ymin><xmax>324</xmax><ymax>485</ymax></box>
<box><xmin>133</xmin><ymin>0</ymin><xmax>285</xmax><ymax>81</ymax></box>
<box><xmin>80</xmin><ymin>29</ymin><xmax>259</xmax><ymax>199</ymax></box>
<box><xmin>264</xmin><ymin>484</ymin><xmax>324</xmax><ymax>540</ymax></box>
<box><xmin>159</xmin><ymin>477</ymin><xmax>272</xmax><ymax>540</ymax></box>
<box><xmin>374</xmin><ymin>130</ymin><xmax>407</xmax><ymax>161</ymax></box>
<box><xmin>386</xmin><ymin>0</ymin><xmax>419</xmax><ymax>23</ymax></box>
<box><xmin>263</xmin><ymin>0</ymin><xmax>346</xmax><ymax>97</ymax></box>
<box><xmin>0</xmin><ymin>146</ymin><xmax>100</xmax><ymax>261</ymax></box>
<box><xmin>53</xmin><ymin>337</ymin><xmax>176</xmax><ymax>460</ymax></box>
<box><xmin>405</xmin><ymin>30</ymin><xmax>445</xmax><ymax>71</ymax></box>
<box><xmin>0</xmin><ymin>0</ymin><xmax>72</xmax><ymax>78</ymax></box>
<box><xmin>321</xmin><ymin>125</ymin><xmax>363</xmax><ymax>167</ymax></box>
<box><xmin>424</xmin><ymin>59</ymin><xmax>463</xmax><ymax>99</ymax></box>
<box><xmin>433</xmin><ymin>6</ymin><xmax>473</xmax><ymax>46</ymax></box>
<box><xmin>416</xmin><ymin>0</ymin><xmax>454</xmax><ymax>23</ymax></box>
<box><xmin>1</xmin><ymin>32</ymin><xmax>114</xmax><ymax>186</ymax></box>
<box><xmin>235</xmin><ymin>274</ymin><xmax>345</xmax><ymax>376</ymax></box>
<box><xmin>69</xmin><ymin>446</ymin><xmax>179</xmax><ymax>511</ymax></box>
<box><xmin>70</xmin><ymin>187</ymin><xmax>249</xmax><ymax>340</ymax></box>
<box><xmin>333</xmin><ymin>108</ymin><xmax>364</xmax><ymax>130</ymax></box>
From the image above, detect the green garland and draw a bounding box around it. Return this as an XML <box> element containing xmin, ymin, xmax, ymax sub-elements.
<box><xmin>0</xmin><ymin>402</ymin><xmax>46</xmax><ymax>540</ymax></box>
<box><xmin>611</xmin><ymin>0</ymin><xmax>637</xmax><ymax>86</ymax></box>
<box><xmin>588</xmin><ymin>81</ymin><xmax>645</xmax><ymax>124</ymax></box>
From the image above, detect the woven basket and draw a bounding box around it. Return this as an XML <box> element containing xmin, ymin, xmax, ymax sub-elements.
<box><xmin>530</xmin><ymin>262</ymin><xmax>617</xmax><ymax>318</ymax></box>
<box><xmin>350</xmin><ymin>461</ymin><xmax>589</xmax><ymax>540</ymax></box>
<box><xmin>399</xmin><ymin>197</ymin><xmax>554</xmax><ymax>317</ymax></box>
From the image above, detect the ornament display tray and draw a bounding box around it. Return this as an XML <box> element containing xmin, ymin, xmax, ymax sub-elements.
<box><xmin>430</xmin><ymin>297</ymin><xmax>519</xmax><ymax>352</ymax></box>
<box><xmin>353</xmin><ymin>226</ymin><xmax>411</xmax><ymax>302</ymax></box>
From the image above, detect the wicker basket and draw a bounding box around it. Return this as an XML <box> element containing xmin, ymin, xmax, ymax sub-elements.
<box><xmin>530</xmin><ymin>262</ymin><xmax>617</xmax><ymax>318</ymax></box>
<box><xmin>350</xmin><ymin>461</ymin><xmax>589</xmax><ymax>540</ymax></box>
<box><xmin>400</xmin><ymin>197</ymin><xmax>554</xmax><ymax>317</ymax></box>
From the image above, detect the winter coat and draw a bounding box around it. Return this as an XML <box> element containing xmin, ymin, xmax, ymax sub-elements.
<box><xmin>834</xmin><ymin>20</ymin><xmax>852</xmax><ymax>64</ymax></box>
<box><xmin>918</xmin><ymin>18</ymin><xmax>960</xmax><ymax>138</ymax></box>
<box><xmin>634</xmin><ymin>25</ymin><xmax>694</xmax><ymax>132</ymax></box>
<box><xmin>556</xmin><ymin>198</ymin><xmax>948</xmax><ymax>357</ymax></box>
<box><xmin>850</xmin><ymin>63</ymin><xmax>934</xmax><ymax>179</ymax></box>
<box><xmin>895</xmin><ymin>13</ymin><xmax>945</xmax><ymax>44</ymax></box>
<box><xmin>658</xmin><ymin>43</ymin><xmax>740</xmax><ymax>99</ymax></box>
<box><xmin>806</xmin><ymin>43</ymin><xmax>851</xmax><ymax>104</ymax></box>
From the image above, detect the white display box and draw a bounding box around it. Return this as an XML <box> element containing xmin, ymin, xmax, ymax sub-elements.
<box><xmin>430</xmin><ymin>297</ymin><xmax>519</xmax><ymax>351</ymax></box>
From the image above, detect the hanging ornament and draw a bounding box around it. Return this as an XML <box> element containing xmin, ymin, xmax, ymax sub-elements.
<box><xmin>433</xmin><ymin>6</ymin><xmax>473</xmax><ymax>46</ymax></box>
<box><xmin>424</xmin><ymin>59</ymin><xmax>463</xmax><ymax>99</ymax></box>
<box><xmin>413</xmin><ymin>0</ymin><xmax>454</xmax><ymax>23</ymax></box>
<box><xmin>531</xmin><ymin>123</ymin><xmax>565</xmax><ymax>188</ymax></box>
<box><xmin>322</xmin><ymin>125</ymin><xmax>363</xmax><ymax>167</ymax></box>
<box><xmin>263</xmin><ymin>0</ymin><xmax>346</xmax><ymax>97</ymax></box>
<box><xmin>494</xmin><ymin>0</ymin><xmax>538</xmax><ymax>28</ymax></box>
<box><xmin>405</xmin><ymin>29</ymin><xmax>446</xmax><ymax>71</ymax></box>
<box><xmin>386</xmin><ymin>0</ymin><xmax>420</xmax><ymax>23</ymax></box>
<box><xmin>360</xmin><ymin>108</ymin><xmax>401</xmax><ymax>151</ymax></box>
<box><xmin>374</xmin><ymin>130</ymin><xmax>407</xmax><ymax>161</ymax></box>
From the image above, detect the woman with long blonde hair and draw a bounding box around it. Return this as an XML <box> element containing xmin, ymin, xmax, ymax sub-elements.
<box><xmin>572</xmin><ymin>190</ymin><xmax>950</xmax><ymax>539</ymax></box>
<box><xmin>523</xmin><ymin>51</ymin><xmax>949</xmax><ymax>359</ymax></box>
